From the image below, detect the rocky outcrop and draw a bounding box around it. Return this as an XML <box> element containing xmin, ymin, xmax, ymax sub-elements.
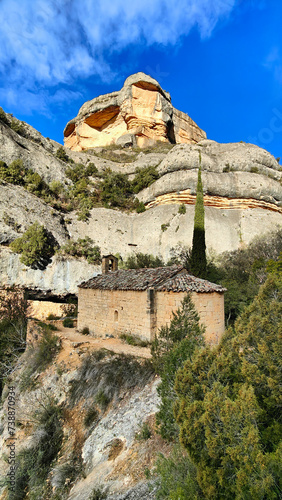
<box><xmin>0</xmin><ymin>118</ymin><xmax>69</xmax><ymax>184</ymax></box>
<box><xmin>138</xmin><ymin>141</ymin><xmax>282</xmax><ymax>208</ymax></box>
<box><xmin>0</xmin><ymin>248</ymin><xmax>100</xmax><ymax>294</ymax></box>
<box><xmin>0</xmin><ymin>106</ymin><xmax>281</xmax><ymax>295</ymax></box>
<box><xmin>0</xmin><ymin>183</ymin><xmax>69</xmax><ymax>245</ymax></box>
<box><xmin>64</xmin><ymin>72</ymin><xmax>206</xmax><ymax>151</ymax></box>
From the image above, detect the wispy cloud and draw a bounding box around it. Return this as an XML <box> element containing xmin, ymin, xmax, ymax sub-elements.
<box><xmin>0</xmin><ymin>0</ymin><xmax>236</xmax><ymax>113</ymax></box>
<box><xmin>264</xmin><ymin>47</ymin><xmax>282</xmax><ymax>84</ymax></box>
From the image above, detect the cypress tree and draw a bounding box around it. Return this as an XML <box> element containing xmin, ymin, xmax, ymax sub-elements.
<box><xmin>190</xmin><ymin>152</ymin><xmax>207</xmax><ymax>278</ymax></box>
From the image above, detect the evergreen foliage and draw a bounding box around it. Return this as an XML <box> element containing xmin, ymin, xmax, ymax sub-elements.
<box><xmin>174</xmin><ymin>273</ymin><xmax>282</xmax><ymax>499</ymax></box>
<box><xmin>56</xmin><ymin>145</ymin><xmax>72</xmax><ymax>163</ymax></box>
<box><xmin>131</xmin><ymin>165</ymin><xmax>159</xmax><ymax>193</ymax></box>
<box><xmin>151</xmin><ymin>294</ymin><xmax>205</xmax><ymax>440</ymax></box>
<box><xmin>154</xmin><ymin>446</ymin><xmax>202</xmax><ymax>500</ymax></box>
<box><xmin>178</xmin><ymin>203</ymin><xmax>186</xmax><ymax>215</ymax></box>
<box><xmin>57</xmin><ymin>237</ymin><xmax>101</xmax><ymax>264</ymax></box>
<box><xmin>190</xmin><ymin>153</ymin><xmax>207</xmax><ymax>278</ymax></box>
<box><xmin>100</xmin><ymin>171</ymin><xmax>133</xmax><ymax>208</ymax></box>
<box><xmin>10</xmin><ymin>222</ymin><xmax>58</xmax><ymax>269</ymax></box>
<box><xmin>123</xmin><ymin>252</ymin><xmax>164</xmax><ymax>269</ymax></box>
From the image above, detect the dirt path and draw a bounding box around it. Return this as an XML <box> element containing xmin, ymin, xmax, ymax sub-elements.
<box><xmin>55</xmin><ymin>325</ymin><xmax>151</xmax><ymax>363</ymax></box>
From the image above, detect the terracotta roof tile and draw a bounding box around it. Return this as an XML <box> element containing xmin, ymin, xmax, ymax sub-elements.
<box><xmin>78</xmin><ymin>266</ymin><xmax>226</xmax><ymax>293</ymax></box>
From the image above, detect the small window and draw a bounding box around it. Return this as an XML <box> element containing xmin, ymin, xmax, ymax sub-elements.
<box><xmin>114</xmin><ymin>310</ymin><xmax>118</xmax><ymax>322</ymax></box>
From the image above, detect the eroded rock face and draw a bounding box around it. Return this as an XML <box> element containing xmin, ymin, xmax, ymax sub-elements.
<box><xmin>64</xmin><ymin>72</ymin><xmax>206</xmax><ymax>151</ymax></box>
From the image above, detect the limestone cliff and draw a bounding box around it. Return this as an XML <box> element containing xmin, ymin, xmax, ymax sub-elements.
<box><xmin>64</xmin><ymin>72</ymin><xmax>206</xmax><ymax>150</ymax></box>
<box><xmin>0</xmin><ymin>328</ymin><xmax>161</xmax><ymax>499</ymax></box>
<box><xmin>0</xmin><ymin>101</ymin><xmax>281</xmax><ymax>295</ymax></box>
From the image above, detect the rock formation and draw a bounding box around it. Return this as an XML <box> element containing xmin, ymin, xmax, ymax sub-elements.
<box><xmin>0</xmin><ymin>100</ymin><xmax>281</xmax><ymax>294</ymax></box>
<box><xmin>64</xmin><ymin>72</ymin><xmax>206</xmax><ymax>151</ymax></box>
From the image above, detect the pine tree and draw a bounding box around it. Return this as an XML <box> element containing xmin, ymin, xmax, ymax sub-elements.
<box><xmin>190</xmin><ymin>152</ymin><xmax>207</xmax><ymax>278</ymax></box>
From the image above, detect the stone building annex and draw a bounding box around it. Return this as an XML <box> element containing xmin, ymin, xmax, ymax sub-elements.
<box><xmin>77</xmin><ymin>258</ymin><xmax>226</xmax><ymax>344</ymax></box>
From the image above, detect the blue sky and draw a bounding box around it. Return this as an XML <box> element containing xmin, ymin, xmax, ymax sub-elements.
<box><xmin>0</xmin><ymin>0</ymin><xmax>282</xmax><ymax>159</ymax></box>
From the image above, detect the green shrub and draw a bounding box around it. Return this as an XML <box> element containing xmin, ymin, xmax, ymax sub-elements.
<box><xmin>161</xmin><ymin>223</ymin><xmax>169</xmax><ymax>232</ymax></box>
<box><xmin>46</xmin><ymin>313</ymin><xmax>60</xmax><ymax>320</ymax></box>
<box><xmin>100</xmin><ymin>171</ymin><xmax>133</xmax><ymax>208</ymax></box>
<box><xmin>250</xmin><ymin>165</ymin><xmax>259</xmax><ymax>173</ymax></box>
<box><xmin>151</xmin><ymin>294</ymin><xmax>205</xmax><ymax>441</ymax></box>
<box><xmin>10</xmin><ymin>119</ymin><xmax>26</xmax><ymax>137</ymax></box>
<box><xmin>56</xmin><ymin>146</ymin><xmax>71</xmax><ymax>163</ymax></box>
<box><xmin>120</xmin><ymin>333</ymin><xmax>149</xmax><ymax>347</ymax></box>
<box><xmin>174</xmin><ymin>275</ymin><xmax>282</xmax><ymax>499</ymax></box>
<box><xmin>84</xmin><ymin>406</ymin><xmax>99</xmax><ymax>427</ymax></box>
<box><xmin>178</xmin><ymin>204</ymin><xmax>186</xmax><ymax>215</ymax></box>
<box><xmin>154</xmin><ymin>446</ymin><xmax>200</xmax><ymax>500</ymax></box>
<box><xmin>135</xmin><ymin>422</ymin><xmax>152</xmax><ymax>440</ymax></box>
<box><xmin>89</xmin><ymin>487</ymin><xmax>107</xmax><ymax>500</ymax></box>
<box><xmin>69</xmin><ymin>353</ymin><xmax>154</xmax><ymax>408</ymax></box>
<box><xmin>123</xmin><ymin>252</ymin><xmax>164</xmax><ymax>269</ymax></box>
<box><xmin>63</xmin><ymin>318</ymin><xmax>74</xmax><ymax>328</ymax></box>
<box><xmin>0</xmin><ymin>107</ymin><xmax>9</xmax><ymax>124</ymax></box>
<box><xmin>10</xmin><ymin>222</ymin><xmax>58</xmax><ymax>270</ymax></box>
<box><xmin>95</xmin><ymin>390</ymin><xmax>111</xmax><ymax>410</ymax></box>
<box><xmin>58</xmin><ymin>237</ymin><xmax>101</xmax><ymax>264</ymax></box>
<box><xmin>134</xmin><ymin>200</ymin><xmax>146</xmax><ymax>213</ymax></box>
<box><xmin>0</xmin><ymin>159</ymin><xmax>26</xmax><ymax>185</ymax></box>
<box><xmin>131</xmin><ymin>165</ymin><xmax>159</xmax><ymax>193</ymax></box>
<box><xmin>82</xmin><ymin>326</ymin><xmax>90</xmax><ymax>335</ymax></box>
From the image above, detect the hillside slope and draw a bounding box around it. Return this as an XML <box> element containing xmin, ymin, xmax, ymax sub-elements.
<box><xmin>0</xmin><ymin>106</ymin><xmax>281</xmax><ymax>294</ymax></box>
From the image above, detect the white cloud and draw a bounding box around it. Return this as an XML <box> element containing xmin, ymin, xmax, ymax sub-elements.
<box><xmin>0</xmin><ymin>0</ymin><xmax>236</xmax><ymax>112</ymax></box>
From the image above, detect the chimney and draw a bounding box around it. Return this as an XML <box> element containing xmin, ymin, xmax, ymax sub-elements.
<box><xmin>102</xmin><ymin>255</ymin><xmax>118</xmax><ymax>274</ymax></box>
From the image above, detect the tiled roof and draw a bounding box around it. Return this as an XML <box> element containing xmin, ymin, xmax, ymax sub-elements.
<box><xmin>78</xmin><ymin>266</ymin><xmax>226</xmax><ymax>293</ymax></box>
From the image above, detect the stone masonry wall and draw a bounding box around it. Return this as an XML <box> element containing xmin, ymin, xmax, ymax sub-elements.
<box><xmin>154</xmin><ymin>291</ymin><xmax>225</xmax><ymax>344</ymax></box>
<box><xmin>77</xmin><ymin>288</ymin><xmax>152</xmax><ymax>340</ymax></box>
<box><xmin>78</xmin><ymin>288</ymin><xmax>225</xmax><ymax>344</ymax></box>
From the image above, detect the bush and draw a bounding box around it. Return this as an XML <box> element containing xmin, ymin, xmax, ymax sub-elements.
<box><xmin>135</xmin><ymin>422</ymin><xmax>152</xmax><ymax>440</ymax></box>
<box><xmin>84</xmin><ymin>406</ymin><xmax>99</xmax><ymax>427</ymax></box>
<box><xmin>63</xmin><ymin>318</ymin><xmax>74</xmax><ymax>328</ymax></box>
<box><xmin>131</xmin><ymin>165</ymin><xmax>159</xmax><ymax>193</ymax></box>
<box><xmin>154</xmin><ymin>446</ymin><xmax>200</xmax><ymax>500</ymax></box>
<box><xmin>151</xmin><ymin>294</ymin><xmax>205</xmax><ymax>440</ymax></box>
<box><xmin>0</xmin><ymin>107</ymin><xmax>9</xmax><ymax>124</ymax></box>
<box><xmin>89</xmin><ymin>488</ymin><xmax>107</xmax><ymax>500</ymax></box>
<box><xmin>10</xmin><ymin>222</ymin><xmax>58</xmax><ymax>270</ymax></box>
<box><xmin>100</xmin><ymin>171</ymin><xmax>133</xmax><ymax>208</ymax></box>
<box><xmin>95</xmin><ymin>389</ymin><xmax>111</xmax><ymax>410</ymax></box>
<box><xmin>134</xmin><ymin>200</ymin><xmax>146</xmax><ymax>213</ymax></box>
<box><xmin>58</xmin><ymin>237</ymin><xmax>101</xmax><ymax>264</ymax></box>
<box><xmin>20</xmin><ymin>325</ymin><xmax>61</xmax><ymax>391</ymax></box>
<box><xmin>0</xmin><ymin>159</ymin><xmax>26</xmax><ymax>185</ymax></box>
<box><xmin>174</xmin><ymin>275</ymin><xmax>282</xmax><ymax>498</ymax></box>
<box><xmin>10</xmin><ymin>119</ymin><xmax>26</xmax><ymax>137</ymax></box>
<box><xmin>56</xmin><ymin>146</ymin><xmax>71</xmax><ymax>163</ymax></box>
<box><xmin>178</xmin><ymin>204</ymin><xmax>186</xmax><ymax>215</ymax></box>
<box><xmin>120</xmin><ymin>333</ymin><xmax>149</xmax><ymax>347</ymax></box>
<box><xmin>46</xmin><ymin>313</ymin><xmax>60</xmax><ymax>320</ymax></box>
<box><xmin>0</xmin><ymin>287</ymin><xmax>29</xmax><ymax>395</ymax></box>
<box><xmin>123</xmin><ymin>252</ymin><xmax>164</xmax><ymax>269</ymax></box>
<box><xmin>82</xmin><ymin>326</ymin><xmax>90</xmax><ymax>335</ymax></box>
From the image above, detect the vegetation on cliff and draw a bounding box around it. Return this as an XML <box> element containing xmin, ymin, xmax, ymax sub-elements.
<box><xmin>153</xmin><ymin>265</ymin><xmax>281</xmax><ymax>499</ymax></box>
<box><xmin>10</xmin><ymin>222</ymin><xmax>58</xmax><ymax>270</ymax></box>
